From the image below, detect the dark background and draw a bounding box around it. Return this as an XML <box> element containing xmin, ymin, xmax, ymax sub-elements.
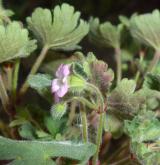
<box><xmin>4</xmin><ymin>0</ymin><xmax>160</xmax><ymax>21</ymax></box>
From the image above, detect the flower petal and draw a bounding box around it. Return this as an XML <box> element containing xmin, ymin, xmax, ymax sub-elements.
<box><xmin>51</xmin><ymin>79</ymin><xmax>60</xmax><ymax>93</ymax></box>
<box><xmin>56</xmin><ymin>82</ymin><xmax>68</xmax><ymax>97</ymax></box>
<box><xmin>56</xmin><ymin>64</ymin><xmax>70</xmax><ymax>78</ymax></box>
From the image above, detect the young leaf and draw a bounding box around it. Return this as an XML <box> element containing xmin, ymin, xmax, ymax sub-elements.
<box><xmin>130</xmin><ymin>10</ymin><xmax>160</xmax><ymax>51</ymax></box>
<box><xmin>0</xmin><ymin>136</ymin><xmax>96</xmax><ymax>164</ymax></box>
<box><xmin>51</xmin><ymin>102</ymin><xmax>67</xmax><ymax>119</ymax></box>
<box><xmin>89</xmin><ymin>17</ymin><xmax>123</xmax><ymax>48</ymax></box>
<box><xmin>0</xmin><ymin>22</ymin><xmax>37</xmax><ymax>63</ymax></box>
<box><xmin>44</xmin><ymin>116</ymin><xmax>66</xmax><ymax>137</ymax></box>
<box><xmin>27</xmin><ymin>3</ymin><xmax>89</xmax><ymax>51</ymax></box>
<box><xmin>91</xmin><ymin>60</ymin><xmax>114</xmax><ymax>93</ymax></box>
<box><xmin>108</xmin><ymin>79</ymin><xmax>144</xmax><ymax>118</ymax></box>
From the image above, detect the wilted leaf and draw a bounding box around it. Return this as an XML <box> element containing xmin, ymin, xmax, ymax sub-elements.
<box><xmin>0</xmin><ymin>136</ymin><xmax>96</xmax><ymax>164</ymax></box>
<box><xmin>0</xmin><ymin>22</ymin><xmax>36</xmax><ymax>63</ymax></box>
<box><xmin>27</xmin><ymin>3</ymin><xmax>89</xmax><ymax>51</ymax></box>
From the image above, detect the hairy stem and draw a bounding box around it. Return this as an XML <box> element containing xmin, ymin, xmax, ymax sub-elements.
<box><xmin>92</xmin><ymin>113</ymin><xmax>105</xmax><ymax>165</ymax></box>
<box><xmin>115</xmin><ymin>47</ymin><xmax>122</xmax><ymax>85</ymax></box>
<box><xmin>86</xmin><ymin>83</ymin><xmax>105</xmax><ymax>165</ymax></box>
<box><xmin>67</xmin><ymin>96</ymin><xmax>98</xmax><ymax>110</ymax></box>
<box><xmin>19</xmin><ymin>45</ymin><xmax>49</xmax><ymax>95</ymax></box>
<box><xmin>80</xmin><ymin>104</ymin><xmax>88</xmax><ymax>143</ymax></box>
<box><xmin>0</xmin><ymin>74</ymin><xmax>9</xmax><ymax>113</ymax></box>
<box><xmin>147</xmin><ymin>50</ymin><xmax>160</xmax><ymax>72</ymax></box>
<box><xmin>12</xmin><ymin>59</ymin><xmax>20</xmax><ymax>99</ymax></box>
<box><xmin>67</xmin><ymin>101</ymin><xmax>77</xmax><ymax>126</ymax></box>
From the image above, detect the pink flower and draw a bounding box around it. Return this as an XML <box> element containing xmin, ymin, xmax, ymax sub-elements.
<box><xmin>51</xmin><ymin>64</ymin><xmax>70</xmax><ymax>98</ymax></box>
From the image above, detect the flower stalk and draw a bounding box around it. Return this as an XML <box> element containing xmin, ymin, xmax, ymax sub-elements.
<box><xmin>0</xmin><ymin>74</ymin><xmax>9</xmax><ymax>113</ymax></box>
<box><xmin>135</xmin><ymin>50</ymin><xmax>144</xmax><ymax>83</ymax></box>
<box><xmin>12</xmin><ymin>59</ymin><xmax>20</xmax><ymax>99</ymax></box>
<box><xmin>147</xmin><ymin>50</ymin><xmax>160</xmax><ymax>73</ymax></box>
<box><xmin>115</xmin><ymin>47</ymin><xmax>122</xmax><ymax>85</ymax></box>
<box><xmin>86</xmin><ymin>83</ymin><xmax>105</xmax><ymax>165</ymax></box>
<box><xmin>80</xmin><ymin>104</ymin><xmax>88</xmax><ymax>143</ymax></box>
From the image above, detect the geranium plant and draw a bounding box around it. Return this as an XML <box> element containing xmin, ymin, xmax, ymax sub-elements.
<box><xmin>0</xmin><ymin>1</ymin><xmax>159</xmax><ymax>165</ymax></box>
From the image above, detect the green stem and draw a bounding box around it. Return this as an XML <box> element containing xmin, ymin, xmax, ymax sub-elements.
<box><xmin>6</xmin><ymin>66</ymin><xmax>13</xmax><ymax>92</ymax></box>
<box><xmin>12</xmin><ymin>59</ymin><xmax>20</xmax><ymax>99</ymax></box>
<box><xmin>67</xmin><ymin>101</ymin><xmax>77</xmax><ymax>126</ymax></box>
<box><xmin>135</xmin><ymin>52</ymin><xmax>144</xmax><ymax>83</ymax></box>
<box><xmin>115</xmin><ymin>47</ymin><xmax>122</xmax><ymax>85</ymax></box>
<box><xmin>86</xmin><ymin>83</ymin><xmax>104</xmax><ymax>113</ymax></box>
<box><xmin>19</xmin><ymin>45</ymin><xmax>49</xmax><ymax>95</ymax></box>
<box><xmin>92</xmin><ymin>113</ymin><xmax>105</xmax><ymax>165</ymax></box>
<box><xmin>67</xmin><ymin>96</ymin><xmax>98</xmax><ymax>110</ymax></box>
<box><xmin>80</xmin><ymin>104</ymin><xmax>88</xmax><ymax>143</ymax></box>
<box><xmin>86</xmin><ymin>83</ymin><xmax>105</xmax><ymax>165</ymax></box>
<box><xmin>147</xmin><ymin>50</ymin><xmax>160</xmax><ymax>73</ymax></box>
<box><xmin>0</xmin><ymin>74</ymin><xmax>9</xmax><ymax>113</ymax></box>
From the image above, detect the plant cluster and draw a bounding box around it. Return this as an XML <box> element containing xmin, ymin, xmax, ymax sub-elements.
<box><xmin>0</xmin><ymin>1</ymin><xmax>159</xmax><ymax>165</ymax></box>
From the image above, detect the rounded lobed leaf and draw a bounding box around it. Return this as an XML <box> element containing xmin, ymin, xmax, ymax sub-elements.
<box><xmin>0</xmin><ymin>22</ymin><xmax>37</xmax><ymax>63</ymax></box>
<box><xmin>130</xmin><ymin>10</ymin><xmax>160</xmax><ymax>51</ymax></box>
<box><xmin>27</xmin><ymin>3</ymin><xmax>89</xmax><ymax>51</ymax></box>
<box><xmin>89</xmin><ymin>17</ymin><xmax>123</xmax><ymax>48</ymax></box>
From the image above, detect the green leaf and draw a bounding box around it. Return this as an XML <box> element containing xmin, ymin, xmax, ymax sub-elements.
<box><xmin>69</xmin><ymin>75</ymin><xmax>86</xmax><ymax>94</ymax></box>
<box><xmin>9</xmin><ymin>118</ymin><xmax>27</xmax><ymax>127</ymax></box>
<box><xmin>130</xmin><ymin>10</ymin><xmax>160</xmax><ymax>50</ymax></box>
<box><xmin>143</xmin><ymin>73</ymin><xmax>160</xmax><ymax>91</ymax></box>
<box><xmin>125</xmin><ymin>111</ymin><xmax>160</xmax><ymax>142</ymax></box>
<box><xmin>28</xmin><ymin>74</ymin><xmax>52</xmax><ymax>102</ymax></box>
<box><xmin>44</xmin><ymin>116</ymin><xmax>66</xmax><ymax>136</ymax></box>
<box><xmin>18</xmin><ymin>123</ymin><xmax>37</xmax><ymax>140</ymax></box>
<box><xmin>0</xmin><ymin>22</ymin><xmax>37</xmax><ymax>63</ymax></box>
<box><xmin>0</xmin><ymin>136</ymin><xmax>96</xmax><ymax>164</ymax></box>
<box><xmin>27</xmin><ymin>3</ymin><xmax>89</xmax><ymax>51</ymax></box>
<box><xmin>0</xmin><ymin>0</ymin><xmax>14</xmax><ymax>22</ymax></box>
<box><xmin>104</xmin><ymin>114</ymin><xmax>123</xmax><ymax>139</ymax></box>
<box><xmin>119</xmin><ymin>13</ymin><xmax>137</xmax><ymax>27</ymax></box>
<box><xmin>125</xmin><ymin>112</ymin><xmax>160</xmax><ymax>164</ymax></box>
<box><xmin>28</xmin><ymin>74</ymin><xmax>52</xmax><ymax>90</ymax></box>
<box><xmin>108</xmin><ymin>79</ymin><xmax>144</xmax><ymax>118</ymax></box>
<box><xmin>51</xmin><ymin>102</ymin><xmax>67</xmax><ymax>119</ymax></box>
<box><xmin>89</xmin><ymin>17</ymin><xmax>123</xmax><ymax>48</ymax></box>
<box><xmin>73</xmin><ymin>62</ymin><xmax>88</xmax><ymax>79</ymax></box>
